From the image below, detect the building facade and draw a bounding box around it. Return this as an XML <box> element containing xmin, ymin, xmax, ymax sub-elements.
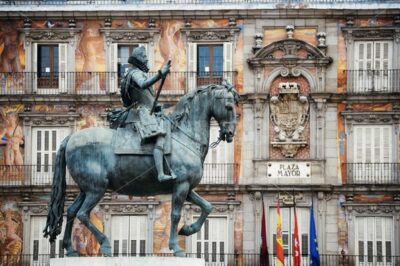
<box><xmin>0</xmin><ymin>1</ymin><xmax>399</xmax><ymax>265</ymax></box>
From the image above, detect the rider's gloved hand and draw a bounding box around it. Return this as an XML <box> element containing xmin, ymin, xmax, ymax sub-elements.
<box><xmin>159</xmin><ymin>59</ymin><xmax>172</xmax><ymax>78</ymax></box>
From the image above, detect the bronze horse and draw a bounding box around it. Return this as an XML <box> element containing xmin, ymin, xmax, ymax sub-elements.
<box><xmin>43</xmin><ymin>83</ymin><xmax>239</xmax><ymax>257</ymax></box>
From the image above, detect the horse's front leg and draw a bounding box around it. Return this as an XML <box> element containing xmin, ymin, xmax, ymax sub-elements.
<box><xmin>179</xmin><ymin>190</ymin><xmax>212</xmax><ymax>236</ymax></box>
<box><xmin>169</xmin><ymin>181</ymin><xmax>190</xmax><ymax>257</ymax></box>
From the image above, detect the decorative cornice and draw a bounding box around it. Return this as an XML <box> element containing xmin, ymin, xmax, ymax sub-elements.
<box><xmin>19</xmin><ymin>203</ymin><xmax>49</xmax><ymax>215</ymax></box>
<box><xmin>341</xmin><ymin>111</ymin><xmax>400</xmax><ymax>124</ymax></box>
<box><xmin>99</xmin><ymin>28</ymin><xmax>160</xmax><ymax>45</ymax></box>
<box><xmin>344</xmin><ymin>203</ymin><xmax>400</xmax><ymax>215</ymax></box>
<box><xmin>341</xmin><ymin>26</ymin><xmax>400</xmax><ymax>43</ymax></box>
<box><xmin>100</xmin><ymin>201</ymin><xmax>159</xmax><ymax>214</ymax></box>
<box><xmin>185</xmin><ymin>201</ymin><xmax>240</xmax><ymax>213</ymax></box>
<box><xmin>181</xmin><ymin>27</ymin><xmax>240</xmax><ymax>42</ymax></box>
<box><xmin>18</xmin><ymin>28</ymin><xmax>81</xmax><ymax>41</ymax></box>
<box><xmin>248</xmin><ymin>38</ymin><xmax>332</xmax><ymax>68</ymax></box>
<box><xmin>19</xmin><ymin>112</ymin><xmax>80</xmax><ymax>126</ymax></box>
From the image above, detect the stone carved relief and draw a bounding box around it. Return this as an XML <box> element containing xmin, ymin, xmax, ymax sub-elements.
<box><xmin>99</xmin><ymin>28</ymin><xmax>160</xmax><ymax>46</ymax></box>
<box><xmin>346</xmin><ymin>204</ymin><xmax>400</xmax><ymax>215</ymax></box>
<box><xmin>181</xmin><ymin>27</ymin><xmax>240</xmax><ymax>42</ymax></box>
<box><xmin>18</xmin><ymin>28</ymin><xmax>81</xmax><ymax>42</ymax></box>
<box><xmin>270</xmin><ymin>82</ymin><xmax>309</xmax><ymax>157</ymax></box>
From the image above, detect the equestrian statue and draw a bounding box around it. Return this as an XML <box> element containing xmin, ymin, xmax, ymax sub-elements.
<box><xmin>43</xmin><ymin>46</ymin><xmax>239</xmax><ymax>257</ymax></box>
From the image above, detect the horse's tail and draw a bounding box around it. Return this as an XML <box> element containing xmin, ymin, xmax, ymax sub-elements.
<box><xmin>43</xmin><ymin>135</ymin><xmax>71</xmax><ymax>242</ymax></box>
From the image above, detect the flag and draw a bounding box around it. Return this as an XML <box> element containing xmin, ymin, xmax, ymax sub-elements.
<box><xmin>293</xmin><ymin>207</ymin><xmax>301</xmax><ymax>266</ymax></box>
<box><xmin>260</xmin><ymin>198</ymin><xmax>270</xmax><ymax>266</ymax></box>
<box><xmin>309</xmin><ymin>204</ymin><xmax>320</xmax><ymax>266</ymax></box>
<box><xmin>276</xmin><ymin>201</ymin><xmax>284</xmax><ymax>266</ymax></box>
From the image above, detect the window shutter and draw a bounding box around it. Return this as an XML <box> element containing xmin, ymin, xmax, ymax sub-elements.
<box><xmin>223</xmin><ymin>42</ymin><xmax>233</xmax><ymax>84</ymax></box>
<box><xmin>32</xmin><ymin>43</ymin><xmax>38</xmax><ymax>93</ymax></box>
<box><xmin>187</xmin><ymin>42</ymin><xmax>197</xmax><ymax>91</ymax></box>
<box><xmin>109</xmin><ymin>43</ymin><xmax>118</xmax><ymax>93</ymax></box>
<box><xmin>58</xmin><ymin>43</ymin><xmax>68</xmax><ymax>93</ymax></box>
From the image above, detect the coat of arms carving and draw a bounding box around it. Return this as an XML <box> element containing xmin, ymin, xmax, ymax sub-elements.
<box><xmin>270</xmin><ymin>82</ymin><xmax>309</xmax><ymax>157</ymax></box>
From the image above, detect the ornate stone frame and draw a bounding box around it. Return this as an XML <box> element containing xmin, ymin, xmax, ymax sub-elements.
<box><xmin>341</xmin><ymin>25</ymin><xmax>400</xmax><ymax>70</ymax></box>
<box><xmin>183</xmin><ymin>200</ymin><xmax>240</xmax><ymax>257</ymax></box>
<box><xmin>180</xmin><ymin>27</ymin><xmax>240</xmax><ymax>43</ymax></box>
<box><xmin>19</xmin><ymin>112</ymin><xmax>80</xmax><ymax>165</ymax></box>
<box><xmin>18</xmin><ymin>28</ymin><xmax>81</xmax><ymax>93</ymax></box>
<box><xmin>99</xmin><ymin>201</ymin><xmax>159</xmax><ymax>254</ymax></box>
<box><xmin>343</xmin><ymin>202</ymin><xmax>400</xmax><ymax>256</ymax></box>
<box><xmin>341</xmin><ymin>110</ymin><xmax>400</xmax><ymax>162</ymax></box>
<box><xmin>99</xmin><ymin>27</ymin><xmax>160</xmax><ymax>71</ymax></box>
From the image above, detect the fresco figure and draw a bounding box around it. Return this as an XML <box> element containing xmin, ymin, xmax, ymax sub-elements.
<box><xmin>0</xmin><ymin>207</ymin><xmax>22</xmax><ymax>265</ymax></box>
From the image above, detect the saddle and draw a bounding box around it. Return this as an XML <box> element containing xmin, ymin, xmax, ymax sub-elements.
<box><xmin>108</xmin><ymin>108</ymin><xmax>172</xmax><ymax>155</ymax></box>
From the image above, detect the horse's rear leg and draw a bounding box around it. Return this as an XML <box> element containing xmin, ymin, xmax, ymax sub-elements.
<box><xmin>179</xmin><ymin>190</ymin><xmax>212</xmax><ymax>236</ymax></box>
<box><xmin>76</xmin><ymin>190</ymin><xmax>111</xmax><ymax>256</ymax></box>
<box><xmin>169</xmin><ymin>181</ymin><xmax>190</xmax><ymax>257</ymax></box>
<box><xmin>63</xmin><ymin>192</ymin><xmax>85</xmax><ymax>256</ymax></box>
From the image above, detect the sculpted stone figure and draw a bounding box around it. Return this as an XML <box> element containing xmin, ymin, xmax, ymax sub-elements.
<box><xmin>43</xmin><ymin>51</ymin><xmax>239</xmax><ymax>257</ymax></box>
<box><xmin>120</xmin><ymin>46</ymin><xmax>175</xmax><ymax>182</ymax></box>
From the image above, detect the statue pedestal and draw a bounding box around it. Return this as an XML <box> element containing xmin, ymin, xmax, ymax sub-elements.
<box><xmin>50</xmin><ymin>256</ymin><xmax>205</xmax><ymax>266</ymax></box>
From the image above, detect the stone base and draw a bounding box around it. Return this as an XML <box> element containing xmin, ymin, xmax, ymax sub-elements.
<box><xmin>50</xmin><ymin>256</ymin><xmax>205</xmax><ymax>266</ymax></box>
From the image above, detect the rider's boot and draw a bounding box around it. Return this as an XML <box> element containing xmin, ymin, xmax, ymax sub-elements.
<box><xmin>154</xmin><ymin>146</ymin><xmax>176</xmax><ymax>182</ymax></box>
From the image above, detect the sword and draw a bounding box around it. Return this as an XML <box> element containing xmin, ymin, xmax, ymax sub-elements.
<box><xmin>150</xmin><ymin>59</ymin><xmax>171</xmax><ymax>115</ymax></box>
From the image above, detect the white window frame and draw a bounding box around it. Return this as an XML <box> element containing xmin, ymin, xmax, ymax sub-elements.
<box><xmin>30</xmin><ymin>216</ymin><xmax>66</xmax><ymax>266</ymax></box>
<box><xmin>110</xmin><ymin>215</ymin><xmax>148</xmax><ymax>257</ymax></box>
<box><xmin>31</xmin><ymin>127</ymin><xmax>71</xmax><ymax>185</ymax></box>
<box><xmin>187</xmin><ymin>42</ymin><xmax>233</xmax><ymax>91</ymax></box>
<box><xmin>191</xmin><ymin>216</ymin><xmax>229</xmax><ymax>265</ymax></box>
<box><xmin>355</xmin><ymin>216</ymin><xmax>394</xmax><ymax>266</ymax></box>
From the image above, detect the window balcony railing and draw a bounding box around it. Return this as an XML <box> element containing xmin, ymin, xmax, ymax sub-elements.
<box><xmin>0</xmin><ymin>71</ymin><xmax>237</xmax><ymax>96</ymax></box>
<box><xmin>0</xmin><ymin>164</ymin><xmax>237</xmax><ymax>186</ymax></box>
<box><xmin>345</xmin><ymin>69</ymin><xmax>400</xmax><ymax>94</ymax></box>
<box><xmin>1</xmin><ymin>0</ymin><xmax>398</xmax><ymax>5</ymax></box>
<box><xmin>201</xmin><ymin>163</ymin><xmax>237</xmax><ymax>185</ymax></box>
<box><xmin>344</xmin><ymin>162</ymin><xmax>400</xmax><ymax>185</ymax></box>
<box><xmin>0</xmin><ymin>165</ymin><xmax>76</xmax><ymax>187</ymax></box>
<box><xmin>2</xmin><ymin>253</ymin><xmax>400</xmax><ymax>266</ymax></box>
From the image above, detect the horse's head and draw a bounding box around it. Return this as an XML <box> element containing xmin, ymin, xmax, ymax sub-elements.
<box><xmin>211</xmin><ymin>81</ymin><xmax>239</xmax><ymax>143</ymax></box>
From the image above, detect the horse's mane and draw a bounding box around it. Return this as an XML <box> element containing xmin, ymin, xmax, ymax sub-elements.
<box><xmin>170</xmin><ymin>82</ymin><xmax>239</xmax><ymax>126</ymax></box>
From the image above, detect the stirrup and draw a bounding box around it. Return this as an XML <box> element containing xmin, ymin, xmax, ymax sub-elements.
<box><xmin>158</xmin><ymin>174</ymin><xmax>176</xmax><ymax>182</ymax></box>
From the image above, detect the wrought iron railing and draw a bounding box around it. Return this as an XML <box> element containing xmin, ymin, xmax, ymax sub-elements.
<box><xmin>2</xmin><ymin>253</ymin><xmax>400</xmax><ymax>266</ymax></box>
<box><xmin>201</xmin><ymin>163</ymin><xmax>236</xmax><ymax>184</ymax></box>
<box><xmin>0</xmin><ymin>164</ymin><xmax>237</xmax><ymax>186</ymax></box>
<box><xmin>0</xmin><ymin>71</ymin><xmax>237</xmax><ymax>96</ymax></box>
<box><xmin>344</xmin><ymin>162</ymin><xmax>400</xmax><ymax>185</ymax></box>
<box><xmin>345</xmin><ymin>69</ymin><xmax>400</xmax><ymax>94</ymax></box>
<box><xmin>1</xmin><ymin>0</ymin><xmax>398</xmax><ymax>5</ymax></box>
<box><xmin>0</xmin><ymin>165</ymin><xmax>76</xmax><ymax>186</ymax></box>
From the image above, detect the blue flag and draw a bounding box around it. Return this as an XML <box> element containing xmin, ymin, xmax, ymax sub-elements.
<box><xmin>309</xmin><ymin>204</ymin><xmax>320</xmax><ymax>266</ymax></box>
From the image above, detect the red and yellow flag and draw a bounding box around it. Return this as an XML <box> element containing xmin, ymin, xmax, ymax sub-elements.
<box><xmin>276</xmin><ymin>201</ymin><xmax>284</xmax><ymax>266</ymax></box>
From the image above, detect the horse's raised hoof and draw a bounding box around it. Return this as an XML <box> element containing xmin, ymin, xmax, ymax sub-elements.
<box><xmin>178</xmin><ymin>224</ymin><xmax>193</xmax><ymax>236</ymax></box>
<box><xmin>101</xmin><ymin>245</ymin><xmax>112</xmax><ymax>257</ymax></box>
<box><xmin>174</xmin><ymin>250</ymin><xmax>186</xmax><ymax>257</ymax></box>
<box><xmin>66</xmin><ymin>250</ymin><xmax>79</xmax><ymax>257</ymax></box>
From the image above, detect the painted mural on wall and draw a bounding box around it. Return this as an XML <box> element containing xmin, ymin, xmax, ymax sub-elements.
<box><xmin>0</xmin><ymin>106</ymin><xmax>24</xmax><ymax>183</ymax></box>
<box><xmin>76</xmin><ymin>105</ymin><xmax>107</xmax><ymax>131</ymax></box>
<box><xmin>0</xmin><ymin>199</ymin><xmax>23</xmax><ymax>264</ymax></box>
<box><xmin>71</xmin><ymin>208</ymin><xmax>103</xmax><ymax>256</ymax></box>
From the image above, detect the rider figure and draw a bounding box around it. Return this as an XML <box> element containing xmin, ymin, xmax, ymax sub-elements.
<box><xmin>121</xmin><ymin>46</ymin><xmax>175</xmax><ymax>182</ymax></box>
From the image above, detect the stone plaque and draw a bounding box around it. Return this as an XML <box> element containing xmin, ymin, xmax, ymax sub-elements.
<box><xmin>267</xmin><ymin>162</ymin><xmax>310</xmax><ymax>178</ymax></box>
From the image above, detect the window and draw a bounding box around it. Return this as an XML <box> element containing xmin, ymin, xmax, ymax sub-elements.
<box><xmin>109</xmin><ymin>43</ymin><xmax>147</xmax><ymax>93</ymax></box>
<box><xmin>31</xmin><ymin>127</ymin><xmax>70</xmax><ymax>185</ymax></box>
<box><xmin>270</xmin><ymin>208</ymin><xmax>309</xmax><ymax>264</ymax></box>
<box><xmin>356</xmin><ymin>217</ymin><xmax>393</xmax><ymax>265</ymax></box>
<box><xmin>202</xmin><ymin>122</ymin><xmax>234</xmax><ymax>184</ymax></box>
<box><xmin>192</xmin><ymin>217</ymin><xmax>228</xmax><ymax>265</ymax></box>
<box><xmin>187</xmin><ymin>42</ymin><xmax>233</xmax><ymax>90</ymax></box>
<box><xmin>352</xmin><ymin>125</ymin><xmax>393</xmax><ymax>183</ymax></box>
<box><xmin>117</xmin><ymin>44</ymin><xmax>139</xmax><ymax>82</ymax></box>
<box><xmin>111</xmin><ymin>215</ymin><xmax>147</xmax><ymax>256</ymax></box>
<box><xmin>33</xmin><ymin>43</ymin><xmax>67</xmax><ymax>93</ymax></box>
<box><xmin>30</xmin><ymin>216</ymin><xmax>65</xmax><ymax>265</ymax></box>
<box><xmin>353</xmin><ymin>41</ymin><xmax>393</xmax><ymax>92</ymax></box>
